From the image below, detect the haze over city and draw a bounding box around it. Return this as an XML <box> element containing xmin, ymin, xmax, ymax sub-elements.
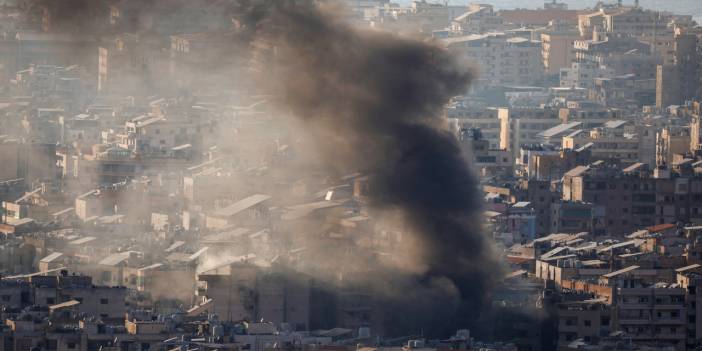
<box><xmin>1</xmin><ymin>0</ymin><xmax>702</xmax><ymax>350</ymax></box>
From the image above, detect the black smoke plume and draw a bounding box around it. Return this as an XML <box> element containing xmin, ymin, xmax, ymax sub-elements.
<box><xmin>245</xmin><ymin>0</ymin><xmax>502</xmax><ymax>336</ymax></box>
<box><xmin>25</xmin><ymin>0</ymin><xmax>503</xmax><ymax>337</ymax></box>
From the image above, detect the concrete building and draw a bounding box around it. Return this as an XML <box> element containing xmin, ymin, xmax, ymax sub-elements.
<box><xmin>198</xmin><ymin>259</ymin><xmax>311</xmax><ymax>330</ymax></box>
<box><xmin>561</xmin><ymin>161</ymin><xmax>702</xmax><ymax>235</ymax></box>
<box><xmin>560</xmin><ymin>61</ymin><xmax>615</xmax><ymax>89</ymax></box>
<box><xmin>443</xmin><ymin>32</ymin><xmax>543</xmax><ymax>88</ymax></box>
<box><xmin>541</xmin><ymin>32</ymin><xmax>581</xmax><ymax>75</ymax></box>
<box><xmin>574</xmin><ymin>34</ymin><xmax>656</xmax><ymax>78</ymax></box>
<box><xmin>604</xmin><ymin>7</ymin><xmax>672</xmax><ymax>38</ymax></box>
<box><xmin>205</xmin><ymin>194</ymin><xmax>271</xmax><ymax>229</ymax></box>
<box><xmin>656</xmin><ymin>126</ymin><xmax>690</xmax><ymax>167</ymax></box>
<box><xmin>499</xmin><ymin>107</ymin><xmax>562</xmax><ymax>159</ymax></box>
<box><xmin>458</xmin><ymin>128</ymin><xmax>512</xmax><ymax>177</ymax></box>
<box><xmin>493</xmin><ymin>201</ymin><xmax>537</xmax><ymax>245</ymax></box>
<box><xmin>655</xmin><ymin>33</ymin><xmax>700</xmax><ymax>108</ymax></box>
<box><xmin>450</xmin><ymin>4</ymin><xmax>503</xmax><ymax>35</ymax></box>
<box><xmin>557</xmin><ymin>300</ymin><xmax>611</xmax><ymax>348</ymax></box>
<box><xmin>528</xmin><ymin>147</ymin><xmax>592</xmax><ymax>181</ymax></box>
<box><xmin>559</xmin><ymin>104</ymin><xmax>624</xmax><ymax>129</ymax></box>
<box><xmin>550</xmin><ymin>201</ymin><xmax>602</xmax><ymax>234</ymax></box>
<box><xmin>562</xmin><ymin>120</ymin><xmax>640</xmax><ymax>166</ymax></box>
<box><xmin>592</xmin><ymin>74</ymin><xmax>657</xmax><ymax>109</ymax></box>
<box><xmin>539</xmin><ymin>122</ymin><xmax>583</xmax><ymax>147</ymax></box>
<box><xmin>447</xmin><ymin>106</ymin><xmax>501</xmax><ymax>148</ymax></box>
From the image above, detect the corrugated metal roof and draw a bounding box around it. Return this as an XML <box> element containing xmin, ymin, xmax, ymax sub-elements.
<box><xmin>15</xmin><ymin>187</ymin><xmax>42</xmax><ymax>203</ymax></box>
<box><xmin>138</xmin><ymin>263</ymin><xmax>164</xmax><ymax>271</ymax></box>
<box><xmin>282</xmin><ymin>201</ymin><xmax>341</xmax><ymax>220</ymax></box>
<box><xmin>623</xmin><ymin>162</ymin><xmax>645</xmax><ymax>173</ymax></box>
<box><xmin>98</xmin><ymin>251</ymin><xmax>132</xmax><ymax>266</ymax></box>
<box><xmin>603</xmin><ymin>265</ymin><xmax>640</xmax><ymax>278</ymax></box>
<box><xmin>164</xmin><ymin>241</ymin><xmax>185</xmax><ymax>253</ymax></box>
<box><xmin>39</xmin><ymin>252</ymin><xmax>63</xmax><ymax>263</ymax></box>
<box><xmin>541</xmin><ymin>246</ymin><xmax>567</xmax><ymax>259</ymax></box>
<box><xmin>49</xmin><ymin>300</ymin><xmax>80</xmax><ymax>311</ymax></box>
<box><xmin>69</xmin><ymin>236</ymin><xmax>96</xmax><ymax>245</ymax></box>
<box><xmin>538</xmin><ymin>122</ymin><xmax>582</xmax><ymax>138</ymax></box>
<box><xmin>201</xmin><ymin>228</ymin><xmax>249</xmax><ymax>243</ymax></box>
<box><xmin>676</xmin><ymin>264</ymin><xmax>701</xmax><ymax>273</ymax></box>
<box><xmin>564</xmin><ymin>165</ymin><xmax>590</xmax><ymax>177</ymax></box>
<box><xmin>603</xmin><ymin>120</ymin><xmax>627</xmax><ymax>129</ymax></box>
<box><xmin>213</xmin><ymin>194</ymin><xmax>271</xmax><ymax>218</ymax></box>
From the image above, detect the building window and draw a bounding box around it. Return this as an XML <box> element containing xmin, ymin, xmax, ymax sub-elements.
<box><xmin>100</xmin><ymin>298</ymin><xmax>109</xmax><ymax>304</ymax></box>
<box><xmin>584</xmin><ymin>320</ymin><xmax>591</xmax><ymax>327</ymax></box>
<box><xmin>67</xmin><ymin>342</ymin><xmax>76</xmax><ymax>349</ymax></box>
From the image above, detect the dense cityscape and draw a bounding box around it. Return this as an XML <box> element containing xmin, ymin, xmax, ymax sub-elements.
<box><xmin>0</xmin><ymin>0</ymin><xmax>702</xmax><ymax>350</ymax></box>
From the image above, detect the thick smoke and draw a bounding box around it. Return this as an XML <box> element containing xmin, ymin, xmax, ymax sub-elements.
<box><xmin>245</xmin><ymin>0</ymin><xmax>501</xmax><ymax>336</ymax></box>
<box><xmin>23</xmin><ymin>0</ymin><xmax>503</xmax><ymax>337</ymax></box>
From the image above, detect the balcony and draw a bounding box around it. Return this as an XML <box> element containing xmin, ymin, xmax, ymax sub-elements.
<box><xmin>655</xmin><ymin>332</ymin><xmax>686</xmax><ymax>340</ymax></box>
<box><xmin>653</xmin><ymin>318</ymin><xmax>686</xmax><ymax>325</ymax></box>
<box><xmin>619</xmin><ymin>318</ymin><xmax>652</xmax><ymax>325</ymax></box>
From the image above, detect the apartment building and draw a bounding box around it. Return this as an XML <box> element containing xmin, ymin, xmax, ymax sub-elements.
<box><xmin>499</xmin><ymin>107</ymin><xmax>562</xmax><ymax>159</ymax></box>
<box><xmin>542</xmin><ymin>31</ymin><xmax>581</xmax><ymax>75</ymax></box>
<box><xmin>560</xmin><ymin>61</ymin><xmax>615</xmax><ymax>89</ymax></box>
<box><xmin>447</xmin><ymin>106</ymin><xmax>501</xmax><ymax>148</ymax></box>
<box><xmin>559</xmin><ymin>104</ymin><xmax>625</xmax><ymax>129</ymax></box>
<box><xmin>562</xmin><ymin>120</ymin><xmax>640</xmax><ymax>166</ymax></box>
<box><xmin>450</xmin><ymin>4</ymin><xmax>503</xmax><ymax>35</ymax></box>
<box><xmin>444</xmin><ymin>32</ymin><xmax>543</xmax><ymax>88</ymax></box>
<box><xmin>562</xmin><ymin>161</ymin><xmax>702</xmax><ymax>235</ymax></box>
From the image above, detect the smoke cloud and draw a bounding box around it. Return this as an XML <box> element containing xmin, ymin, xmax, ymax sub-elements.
<box><xmin>244</xmin><ymin>0</ymin><xmax>501</xmax><ymax>336</ymax></box>
<box><xmin>21</xmin><ymin>0</ymin><xmax>503</xmax><ymax>337</ymax></box>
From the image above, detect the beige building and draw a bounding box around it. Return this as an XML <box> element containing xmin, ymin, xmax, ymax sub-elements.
<box><xmin>557</xmin><ymin>301</ymin><xmax>611</xmax><ymax>348</ymax></box>
<box><xmin>559</xmin><ymin>104</ymin><xmax>625</xmax><ymax>129</ymax></box>
<box><xmin>656</xmin><ymin>126</ymin><xmax>690</xmax><ymax>167</ymax></box>
<box><xmin>198</xmin><ymin>260</ymin><xmax>311</xmax><ymax>330</ymax></box>
<box><xmin>498</xmin><ymin>107</ymin><xmax>562</xmax><ymax>159</ymax></box>
<box><xmin>562</xmin><ymin>120</ymin><xmax>640</xmax><ymax>166</ymax></box>
<box><xmin>541</xmin><ymin>32</ymin><xmax>581</xmax><ymax>75</ymax></box>
<box><xmin>443</xmin><ymin>32</ymin><xmax>543</xmax><ymax>88</ymax></box>
<box><xmin>447</xmin><ymin>107</ymin><xmax>501</xmax><ymax>149</ymax></box>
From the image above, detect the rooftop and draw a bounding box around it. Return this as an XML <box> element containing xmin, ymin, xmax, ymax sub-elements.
<box><xmin>213</xmin><ymin>194</ymin><xmax>271</xmax><ymax>218</ymax></box>
<box><xmin>39</xmin><ymin>252</ymin><xmax>63</xmax><ymax>263</ymax></box>
<box><xmin>602</xmin><ymin>265</ymin><xmax>640</xmax><ymax>278</ymax></box>
<box><xmin>538</xmin><ymin>122</ymin><xmax>582</xmax><ymax>138</ymax></box>
<box><xmin>98</xmin><ymin>251</ymin><xmax>133</xmax><ymax>266</ymax></box>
